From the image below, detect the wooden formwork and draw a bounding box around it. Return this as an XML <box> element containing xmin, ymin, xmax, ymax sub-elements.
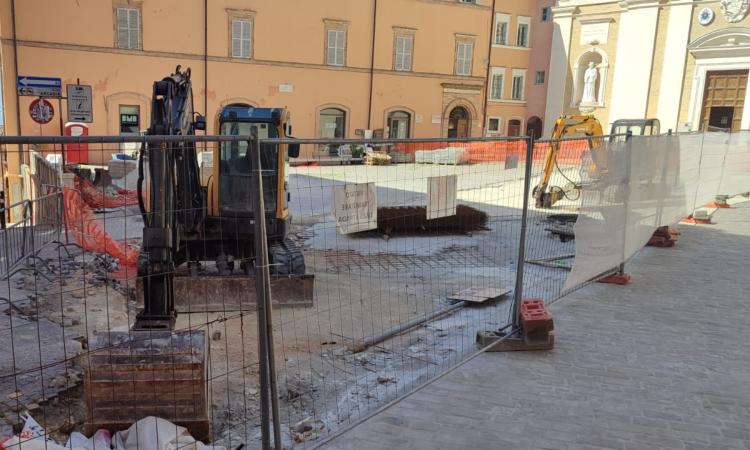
<box><xmin>84</xmin><ymin>330</ymin><xmax>209</xmax><ymax>439</ymax></box>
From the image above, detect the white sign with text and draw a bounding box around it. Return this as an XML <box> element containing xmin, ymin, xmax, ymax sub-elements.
<box><xmin>580</xmin><ymin>21</ymin><xmax>610</xmax><ymax>44</ymax></box>
<box><xmin>427</xmin><ymin>175</ymin><xmax>457</xmax><ymax>220</ymax></box>
<box><xmin>332</xmin><ymin>183</ymin><xmax>378</xmax><ymax>234</ymax></box>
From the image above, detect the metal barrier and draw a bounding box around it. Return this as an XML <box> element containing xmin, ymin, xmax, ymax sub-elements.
<box><xmin>0</xmin><ymin>131</ymin><xmax>746</xmax><ymax>449</ymax></box>
<box><xmin>0</xmin><ymin>192</ymin><xmax>65</xmax><ymax>280</ymax></box>
<box><xmin>0</xmin><ymin>198</ymin><xmax>33</xmax><ymax>279</ymax></box>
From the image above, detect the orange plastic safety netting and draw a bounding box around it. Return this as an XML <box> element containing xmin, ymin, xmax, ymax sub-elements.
<box><xmin>77</xmin><ymin>177</ymin><xmax>138</xmax><ymax>209</ymax></box>
<box><xmin>63</xmin><ymin>187</ymin><xmax>139</xmax><ymax>268</ymax></box>
<box><xmin>390</xmin><ymin>139</ymin><xmax>590</xmax><ymax>164</ymax></box>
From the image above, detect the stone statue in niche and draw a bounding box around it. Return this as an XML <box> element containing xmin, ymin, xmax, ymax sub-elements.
<box><xmin>581</xmin><ymin>62</ymin><xmax>599</xmax><ymax>105</ymax></box>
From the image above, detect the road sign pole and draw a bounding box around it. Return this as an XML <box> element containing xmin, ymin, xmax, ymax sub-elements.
<box><xmin>58</xmin><ymin>96</ymin><xmax>66</xmax><ymax>167</ymax></box>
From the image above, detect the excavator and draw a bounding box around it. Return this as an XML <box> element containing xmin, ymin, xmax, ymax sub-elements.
<box><xmin>532</xmin><ymin>115</ymin><xmax>660</xmax><ymax>208</ymax></box>
<box><xmin>134</xmin><ymin>66</ymin><xmax>311</xmax><ymax>326</ymax></box>
<box><xmin>85</xmin><ymin>67</ymin><xmax>310</xmax><ymax>436</ymax></box>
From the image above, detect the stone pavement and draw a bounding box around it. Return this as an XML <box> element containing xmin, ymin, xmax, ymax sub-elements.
<box><xmin>324</xmin><ymin>202</ymin><xmax>750</xmax><ymax>450</ymax></box>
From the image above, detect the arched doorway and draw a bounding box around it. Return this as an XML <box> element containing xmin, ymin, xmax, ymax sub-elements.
<box><xmin>448</xmin><ymin>106</ymin><xmax>470</xmax><ymax>138</ymax></box>
<box><xmin>388</xmin><ymin>110</ymin><xmax>411</xmax><ymax>139</ymax></box>
<box><xmin>526</xmin><ymin>116</ymin><xmax>543</xmax><ymax>139</ymax></box>
<box><xmin>507</xmin><ymin>119</ymin><xmax>522</xmax><ymax>137</ymax></box>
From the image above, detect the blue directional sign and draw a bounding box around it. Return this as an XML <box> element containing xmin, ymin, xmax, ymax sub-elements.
<box><xmin>17</xmin><ymin>76</ymin><xmax>62</xmax><ymax>97</ymax></box>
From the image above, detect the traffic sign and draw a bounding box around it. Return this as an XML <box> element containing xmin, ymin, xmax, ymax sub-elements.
<box><xmin>17</xmin><ymin>75</ymin><xmax>62</xmax><ymax>97</ymax></box>
<box><xmin>29</xmin><ymin>98</ymin><xmax>55</xmax><ymax>124</ymax></box>
<box><xmin>67</xmin><ymin>84</ymin><xmax>93</xmax><ymax>123</ymax></box>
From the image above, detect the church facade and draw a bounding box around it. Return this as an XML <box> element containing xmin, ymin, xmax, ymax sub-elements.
<box><xmin>545</xmin><ymin>0</ymin><xmax>750</xmax><ymax>134</ymax></box>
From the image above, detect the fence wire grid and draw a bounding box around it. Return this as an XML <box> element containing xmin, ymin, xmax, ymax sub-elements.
<box><xmin>0</xmin><ymin>129</ymin><xmax>747</xmax><ymax>449</ymax></box>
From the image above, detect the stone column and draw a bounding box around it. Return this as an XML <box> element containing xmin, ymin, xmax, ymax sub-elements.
<box><xmin>656</xmin><ymin>0</ymin><xmax>694</xmax><ymax>132</ymax></box>
<box><xmin>543</xmin><ymin>6</ymin><xmax>577</xmax><ymax>136</ymax></box>
<box><xmin>608</xmin><ymin>0</ymin><xmax>661</xmax><ymax>127</ymax></box>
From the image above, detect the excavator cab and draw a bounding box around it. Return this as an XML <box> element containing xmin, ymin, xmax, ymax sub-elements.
<box><xmin>200</xmin><ymin>105</ymin><xmax>305</xmax><ymax>276</ymax></box>
<box><xmin>609</xmin><ymin>118</ymin><xmax>660</xmax><ymax>140</ymax></box>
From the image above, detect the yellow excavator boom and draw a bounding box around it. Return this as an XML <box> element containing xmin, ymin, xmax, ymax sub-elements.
<box><xmin>532</xmin><ymin>115</ymin><xmax>603</xmax><ymax>208</ymax></box>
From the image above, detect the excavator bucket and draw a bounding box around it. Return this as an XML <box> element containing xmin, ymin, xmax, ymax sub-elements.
<box><xmin>136</xmin><ymin>274</ymin><xmax>314</xmax><ymax>313</ymax></box>
<box><xmin>84</xmin><ymin>330</ymin><xmax>210</xmax><ymax>439</ymax></box>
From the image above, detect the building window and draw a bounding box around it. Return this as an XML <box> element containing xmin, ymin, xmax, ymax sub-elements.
<box><xmin>231</xmin><ymin>19</ymin><xmax>252</xmax><ymax>58</ymax></box>
<box><xmin>535</xmin><ymin>70</ymin><xmax>545</xmax><ymax>85</ymax></box>
<box><xmin>388</xmin><ymin>110</ymin><xmax>411</xmax><ymax>139</ymax></box>
<box><xmin>487</xmin><ymin>117</ymin><xmax>501</xmax><ymax>133</ymax></box>
<box><xmin>119</xmin><ymin>105</ymin><xmax>140</xmax><ymax>134</ymax></box>
<box><xmin>325</xmin><ymin>22</ymin><xmax>347</xmax><ymax>66</ymax></box>
<box><xmin>494</xmin><ymin>13</ymin><xmax>510</xmax><ymax>45</ymax></box>
<box><xmin>508</xmin><ymin>119</ymin><xmax>522</xmax><ymax>137</ymax></box>
<box><xmin>319</xmin><ymin>107</ymin><xmax>346</xmax><ymax>138</ymax></box>
<box><xmin>115</xmin><ymin>6</ymin><xmax>140</xmax><ymax>50</ymax></box>
<box><xmin>517</xmin><ymin>17</ymin><xmax>530</xmax><ymax>47</ymax></box>
<box><xmin>455</xmin><ymin>39</ymin><xmax>474</xmax><ymax>76</ymax></box>
<box><xmin>490</xmin><ymin>67</ymin><xmax>504</xmax><ymax>100</ymax></box>
<box><xmin>542</xmin><ymin>7</ymin><xmax>551</xmax><ymax>22</ymax></box>
<box><xmin>394</xmin><ymin>32</ymin><xmax>414</xmax><ymax>72</ymax></box>
<box><xmin>511</xmin><ymin>69</ymin><xmax>526</xmax><ymax>100</ymax></box>
<box><xmin>459</xmin><ymin>0</ymin><xmax>477</xmax><ymax>4</ymax></box>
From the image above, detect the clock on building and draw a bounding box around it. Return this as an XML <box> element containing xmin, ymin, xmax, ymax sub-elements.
<box><xmin>699</xmin><ymin>7</ymin><xmax>715</xmax><ymax>25</ymax></box>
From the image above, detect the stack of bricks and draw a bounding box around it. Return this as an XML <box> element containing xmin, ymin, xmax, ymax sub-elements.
<box><xmin>520</xmin><ymin>299</ymin><xmax>554</xmax><ymax>348</ymax></box>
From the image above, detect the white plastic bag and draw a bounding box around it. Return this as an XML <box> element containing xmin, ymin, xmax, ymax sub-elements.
<box><xmin>112</xmin><ymin>417</ymin><xmax>224</xmax><ymax>450</ymax></box>
<box><xmin>65</xmin><ymin>430</ymin><xmax>111</xmax><ymax>450</ymax></box>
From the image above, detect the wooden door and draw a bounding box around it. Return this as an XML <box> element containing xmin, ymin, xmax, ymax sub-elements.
<box><xmin>701</xmin><ymin>70</ymin><xmax>748</xmax><ymax>131</ymax></box>
<box><xmin>456</xmin><ymin>119</ymin><xmax>469</xmax><ymax>138</ymax></box>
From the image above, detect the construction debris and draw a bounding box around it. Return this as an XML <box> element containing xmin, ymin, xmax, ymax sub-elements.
<box><xmin>374</xmin><ymin>204</ymin><xmax>488</xmax><ymax>238</ymax></box>
<box><xmin>363</xmin><ymin>151</ymin><xmax>392</xmax><ymax>165</ymax></box>
<box><xmin>415</xmin><ymin>147</ymin><xmax>469</xmax><ymax>165</ymax></box>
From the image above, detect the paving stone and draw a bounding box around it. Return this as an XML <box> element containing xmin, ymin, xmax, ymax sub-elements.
<box><xmin>324</xmin><ymin>203</ymin><xmax>750</xmax><ymax>449</ymax></box>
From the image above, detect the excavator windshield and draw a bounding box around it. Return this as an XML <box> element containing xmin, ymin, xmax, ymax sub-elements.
<box><xmin>219</xmin><ymin>121</ymin><xmax>278</xmax><ymax>216</ymax></box>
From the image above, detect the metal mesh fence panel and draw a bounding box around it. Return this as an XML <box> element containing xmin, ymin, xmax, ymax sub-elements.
<box><xmin>0</xmin><ymin>135</ymin><xmax>530</xmax><ymax>449</ymax></box>
<box><xmin>267</xmin><ymin>136</ymin><xmax>528</xmax><ymax>445</ymax></box>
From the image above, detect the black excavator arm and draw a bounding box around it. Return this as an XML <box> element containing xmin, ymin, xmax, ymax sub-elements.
<box><xmin>135</xmin><ymin>66</ymin><xmax>205</xmax><ymax>330</ymax></box>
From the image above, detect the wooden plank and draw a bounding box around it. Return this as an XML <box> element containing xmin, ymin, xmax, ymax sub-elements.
<box><xmin>88</xmin><ymin>368</ymin><xmax>203</xmax><ymax>382</ymax></box>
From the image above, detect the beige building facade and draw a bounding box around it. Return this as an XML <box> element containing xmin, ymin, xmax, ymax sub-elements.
<box><xmin>0</xmin><ymin>0</ymin><xmax>554</xmax><ymax>204</ymax></box>
<box><xmin>546</xmin><ymin>0</ymin><xmax>750</xmax><ymax>134</ymax></box>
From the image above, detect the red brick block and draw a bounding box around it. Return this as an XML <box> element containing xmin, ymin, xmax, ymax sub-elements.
<box><xmin>520</xmin><ymin>299</ymin><xmax>553</xmax><ymax>333</ymax></box>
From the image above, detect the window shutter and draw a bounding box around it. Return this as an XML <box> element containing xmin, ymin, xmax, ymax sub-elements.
<box><xmin>232</xmin><ymin>21</ymin><xmax>242</xmax><ymax>57</ymax></box>
<box><xmin>326</xmin><ymin>30</ymin><xmax>336</xmax><ymax>64</ymax></box>
<box><xmin>336</xmin><ymin>30</ymin><xmax>345</xmax><ymax>65</ymax></box>
<box><xmin>242</xmin><ymin>21</ymin><xmax>251</xmax><ymax>57</ymax></box>
<box><xmin>116</xmin><ymin>8</ymin><xmax>128</xmax><ymax>48</ymax></box>
<box><xmin>404</xmin><ymin>36</ymin><xmax>412</xmax><ymax>70</ymax></box>
<box><xmin>128</xmin><ymin>9</ymin><xmax>139</xmax><ymax>49</ymax></box>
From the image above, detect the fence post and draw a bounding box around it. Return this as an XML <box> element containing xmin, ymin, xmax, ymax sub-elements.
<box><xmin>512</xmin><ymin>135</ymin><xmax>535</xmax><ymax>329</ymax></box>
<box><xmin>617</xmin><ymin>130</ymin><xmax>634</xmax><ymax>276</ymax></box>
<box><xmin>250</xmin><ymin>128</ymin><xmax>282</xmax><ymax>450</ymax></box>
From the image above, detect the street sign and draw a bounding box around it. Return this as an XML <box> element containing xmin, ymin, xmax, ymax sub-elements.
<box><xmin>16</xmin><ymin>76</ymin><xmax>62</xmax><ymax>97</ymax></box>
<box><xmin>66</xmin><ymin>84</ymin><xmax>93</xmax><ymax>123</ymax></box>
<box><xmin>29</xmin><ymin>98</ymin><xmax>54</xmax><ymax>124</ymax></box>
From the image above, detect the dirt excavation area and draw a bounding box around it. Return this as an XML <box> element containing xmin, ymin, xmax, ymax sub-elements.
<box><xmin>0</xmin><ymin>161</ymin><xmax>578</xmax><ymax>448</ymax></box>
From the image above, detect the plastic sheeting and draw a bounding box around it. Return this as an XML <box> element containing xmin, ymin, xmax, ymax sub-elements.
<box><xmin>563</xmin><ymin>131</ymin><xmax>750</xmax><ymax>292</ymax></box>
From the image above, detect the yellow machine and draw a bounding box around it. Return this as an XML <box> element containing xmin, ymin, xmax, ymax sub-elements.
<box><xmin>532</xmin><ymin>116</ymin><xmax>661</xmax><ymax>208</ymax></box>
<box><xmin>532</xmin><ymin>115</ymin><xmax>603</xmax><ymax>208</ymax></box>
<box><xmin>134</xmin><ymin>68</ymin><xmax>310</xmax><ymax>329</ymax></box>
